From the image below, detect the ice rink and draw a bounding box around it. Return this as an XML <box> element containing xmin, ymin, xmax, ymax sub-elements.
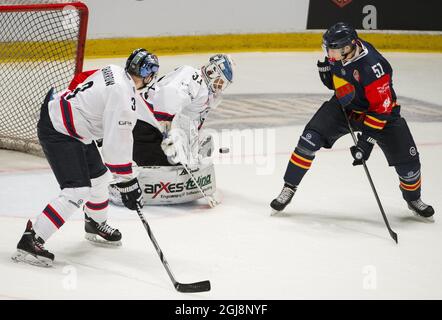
<box><xmin>0</xmin><ymin>51</ymin><xmax>441</xmax><ymax>299</ymax></box>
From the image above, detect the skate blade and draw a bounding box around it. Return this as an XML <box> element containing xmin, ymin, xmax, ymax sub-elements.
<box><xmin>411</xmin><ymin>212</ymin><xmax>435</xmax><ymax>223</ymax></box>
<box><xmin>11</xmin><ymin>249</ymin><xmax>53</xmax><ymax>268</ymax></box>
<box><xmin>85</xmin><ymin>233</ymin><xmax>122</xmax><ymax>247</ymax></box>
<box><xmin>270</xmin><ymin>207</ymin><xmax>285</xmax><ymax>216</ymax></box>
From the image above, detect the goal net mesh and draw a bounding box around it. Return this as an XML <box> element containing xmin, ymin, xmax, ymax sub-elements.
<box><xmin>0</xmin><ymin>0</ymin><xmax>87</xmax><ymax>156</ymax></box>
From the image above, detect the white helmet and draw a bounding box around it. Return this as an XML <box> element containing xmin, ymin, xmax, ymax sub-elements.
<box><xmin>201</xmin><ymin>54</ymin><xmax>234</xmax><ymax>94</ymax></box>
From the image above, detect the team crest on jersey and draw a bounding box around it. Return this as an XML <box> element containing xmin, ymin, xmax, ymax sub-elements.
<box><xmin>331</xmin><ymin>0</ymin><xmax>352</xmax><ymax>8</ymax></box>
<box><xmin>341</xmin><ymin>68</ymin><xmax>346</xmax><ymax>76</ymax></box>
<box><xmin>353</xmin><ymin>69</ymin><xmax>360</xmax><ymax>82</ymax></box>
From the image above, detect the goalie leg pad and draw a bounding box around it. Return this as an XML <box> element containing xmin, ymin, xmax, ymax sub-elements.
<box><xmin>198</xmin><ymin>129</ymin><xmax>214</xmax><ymax>159</ymax></box>
<box><xmin>138</xmin><ymin>162</ymin><xmax>216</xmax><ymax>205</ymax></box>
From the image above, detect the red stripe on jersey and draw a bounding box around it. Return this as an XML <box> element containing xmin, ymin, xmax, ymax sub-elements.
<box><xmin>364</xmin><ymin>74</ymin><xmax>394</xmax><ymax>115</ymax></box>
<box><xmin>60</xmin><ymin>93</ymin><xmax>69</xmax><ymax>135</ymax></box>
<box><xmin>68</xmin><ymin>69</ymin><xmax>99</xmax><ymax>91</ymax></box>
<box><xmin>60</xmin><ymin>93</ymin><xmax>83</xmax><ymax>139</ymax></box>
<box><xmin>139</xmin><ymin>93</ymin><xmax>174</xmax><ymax>121</ymax></box>
<box><xmin>364</xmin><ymin>115</ymin><xmax>387</xmax><ymax>130</ymax></box>
<box><xmin>139</xmin><ymin>93</ymin><xmax>154</xmax><ymax>113</ymax></box>
<box><xmin>105</xmin><ymin>163</ymin><xmax>133</xmax><ymax>175</ymax></box>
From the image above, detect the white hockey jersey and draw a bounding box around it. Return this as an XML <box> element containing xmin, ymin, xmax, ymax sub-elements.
<box><xmin>139</xmin><ymin>65</ymin><xmax>220</xmax><ymax>130</ymax></box>
<box><xmin>48</xmin><ymin>65</ymin><xmax>138</xmax><ymax>178</ymax></box>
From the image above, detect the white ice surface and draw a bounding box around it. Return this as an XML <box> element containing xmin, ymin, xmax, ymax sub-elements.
<box><xmin>0</xmin><ymin>52</ymin><xmax>441</xmax><ymax>299</ymax></box>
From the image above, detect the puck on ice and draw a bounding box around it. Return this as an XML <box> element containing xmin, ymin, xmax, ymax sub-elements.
<box><xmin>219</xmin><ymin>147</ymin><xmax>230</xmax><ymax>154</ymax></box>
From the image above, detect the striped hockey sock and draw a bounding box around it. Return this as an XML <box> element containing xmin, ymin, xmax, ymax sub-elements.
<box><xmin>283</xmin><ymin>147</ymin><xmax>315</xmax><ymax>187</ymax></box>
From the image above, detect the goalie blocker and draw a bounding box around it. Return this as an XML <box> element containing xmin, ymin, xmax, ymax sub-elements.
<box><xmin>109</xmin><ymin>162</ymin><xmax>216</xmax><ymax>206</ymax></box>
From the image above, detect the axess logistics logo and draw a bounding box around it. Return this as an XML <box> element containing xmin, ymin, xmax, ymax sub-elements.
<box><xmin>144</xmin><ymin>175</ymin><xmax>213</xmax><ymax>199</ymax></box>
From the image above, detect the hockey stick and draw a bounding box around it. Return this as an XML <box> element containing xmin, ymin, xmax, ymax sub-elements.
<box><xmin>135</xmin><ymin>205</ymin><xmax>211</xmax><ymax>292</ymax></box>
<box><xmin>341</xmin><ymin>107</ymin><xmax>398</xmax><ymax>244</ymax></box>
<box><xmin>181</xmin><ymin>163</ymin><xmax>219</xmax><ymax>208</ymax></box>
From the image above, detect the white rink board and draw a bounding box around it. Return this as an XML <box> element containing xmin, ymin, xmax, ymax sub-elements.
<box><xmin>0</xmin><ymin>52</ymin><xmax>441</xmax><ymax>299</ymax></box>
<box><xmin>81</xmin><ymin>0</ymin><xmax>310</xmax><ymax>38</ymax></box>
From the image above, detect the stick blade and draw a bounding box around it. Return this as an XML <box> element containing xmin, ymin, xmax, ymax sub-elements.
<box><xmin>390</xmin><ymin>230</ymin><xmax>398</xmax><ymax>244</ymax></box>
<box><xmin>175</xmin><ymin>280</ymin><xmax>211</xmax><ymax>293</ymax></box>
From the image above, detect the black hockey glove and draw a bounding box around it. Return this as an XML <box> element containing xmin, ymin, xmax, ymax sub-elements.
<box><xmin>115</xmin><ymin>178</ymin><xmax>143</xmax><ymax>210</ymax></box>
<box><xmin>350</xmin><ymin>133</ymin><xmax>376</xmax><ymax>166</ymax></box>
<box><xmin>317</xmin><ymin>57</ymin><xmax>334</xmax><ymax>90</ymax></box>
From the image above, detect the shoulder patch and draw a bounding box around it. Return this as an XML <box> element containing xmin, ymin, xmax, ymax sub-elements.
<box><xmin>333</xmin><ymin>75</ymin><xmax>355</xmax><ymax>106</ymax></box>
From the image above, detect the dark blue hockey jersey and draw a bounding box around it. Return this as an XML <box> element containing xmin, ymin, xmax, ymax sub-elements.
<box><xmin>330</xmin><ymin>40</ymin><xmax>399</xmax><ymax>136</ymax></box>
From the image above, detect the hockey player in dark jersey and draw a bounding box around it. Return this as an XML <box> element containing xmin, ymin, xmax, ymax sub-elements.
<box><xmin>270</xmin><ymin>22</ymin><xmax>434</xmax><ymax>220</ymax></box>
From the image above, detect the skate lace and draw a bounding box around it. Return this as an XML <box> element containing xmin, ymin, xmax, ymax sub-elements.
<box><xmin>98</xmin><ymin>222</ymin><xmax>115</xmax><ymax>235</ymax></box>
<box><xmin>35</xmin><ymin>239</ymin><xmax>46</xmax><ymax>251</ymax></box>
<box><xmin>277</xmin><ymin>187</ymin><xmax>294</xmax><ymax>203</ymax></box>
<box><xmin>411</xmin><ymin>199</ymin><xmax>428</xmax><ymax>211</ymax></box>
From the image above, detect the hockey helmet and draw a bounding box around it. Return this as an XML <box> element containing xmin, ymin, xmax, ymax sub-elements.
<box><xmin>125</xmin><ymin>48</ymin><xmax>159</xmax><ymax>79</ymax></box>
<box><xmin>322</xmin><ymin>22</ymin><xmax>358</xmax><ymax>59</ymax></box>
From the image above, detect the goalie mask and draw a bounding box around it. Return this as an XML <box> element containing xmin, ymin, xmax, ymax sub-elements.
<box><xmin>201</xmin><ymin>54</ymin><xmax>234</xmax><ymax>94</ymax></box>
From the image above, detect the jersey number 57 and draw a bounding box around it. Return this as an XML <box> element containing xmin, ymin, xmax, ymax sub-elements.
<box><xmin>371</xmin><ymin>63</ymin><xmax>385</xmax><ymax>79</ymax></box>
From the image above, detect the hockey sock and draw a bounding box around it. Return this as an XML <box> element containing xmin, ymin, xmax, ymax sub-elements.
<box><xmin>395</xmin><ymin>161</ymin><xmax>421</xmax><ymax>201</ymax></box>
<box><xmin>33</xmin><ymin>187</ymin><xmax>90</xmax><ymax>242</ymax></box>
<box><xmin>283</xmin><ymin>130</ymin><xmax>322</xmax><ymax>186</ymax></box>
<box><xmin>84</xmin><ymin>171</ymin><xmax>112</xmax><ymax>224</ymax></box>
<box><xmin>284</xmin><ymin>147</ymin><xmax>315</xmax><ymax>186</ymax></box>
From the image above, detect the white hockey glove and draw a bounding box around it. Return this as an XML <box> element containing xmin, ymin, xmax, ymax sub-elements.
<box><xmin>161</xmin><ymin>113</ymin><xmax>200</xmax><ymax>169</ymax></box>
<box><xmin>161</xmin><ymin>128</ymin><xmax>189</xmax><ymax>166</ymax></box>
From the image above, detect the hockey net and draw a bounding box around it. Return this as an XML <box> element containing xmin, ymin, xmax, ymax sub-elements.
<box><xmin>0</xmin><ymin>1</ymin><xmax>88</xmax><ymax>156</ymax></box>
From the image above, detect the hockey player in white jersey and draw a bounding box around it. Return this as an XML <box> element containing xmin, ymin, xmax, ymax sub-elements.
<box><xmin>111</xmin><ymin>54</ymin><xmax>234</xmax><ymax>205</ymax></box>
<box><xmin>12</xmin><ymin>48</ymin><xmax>159</xmax><ymax>267</ymax></box>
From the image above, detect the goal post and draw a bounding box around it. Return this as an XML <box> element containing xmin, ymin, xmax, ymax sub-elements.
<box><xmin>0</xmin><ymin>1</ymin><xmax>88</xmax><ymax>156</ymax></box>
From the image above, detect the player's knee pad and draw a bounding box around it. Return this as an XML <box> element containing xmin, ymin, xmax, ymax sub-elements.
<box><xmin>395</xmin><ymin>160</ymin><xmax>421</xmax><ymax>181</ymax></box>
<box><xmin>59</xmin><ymin>186</ymin><xmax>91</xmax><ymax>209</ymax></box>
<box><xmin>296</xmin><ymin>129</ymin><xmax>323</xmax><ymax>156</ymax></box>
<box><xmin>90</xmin><ymin>170</ymin><xmax>112</xmax><ymax>196</ymax></box>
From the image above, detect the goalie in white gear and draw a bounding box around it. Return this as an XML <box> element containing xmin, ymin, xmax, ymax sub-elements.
<box><xmin>110</xmin><ymin>54</ymin><xmax>234</xmax><ymax>205</ymax></box>
<box><xmin>12</xmin><ymin>48</ymin><xmax>159</xmax><ymax>267</ymax></box>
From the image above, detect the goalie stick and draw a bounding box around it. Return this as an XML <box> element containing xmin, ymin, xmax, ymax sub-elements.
<box><xmin>135</xmin><ymin>204</ymin><xmax>211</xmax><ymax>292</ymax></box>
<box><xmin>182</xmin><ymin>162</ymin><xmax>219</xmax><ymax>208</ymax></box>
